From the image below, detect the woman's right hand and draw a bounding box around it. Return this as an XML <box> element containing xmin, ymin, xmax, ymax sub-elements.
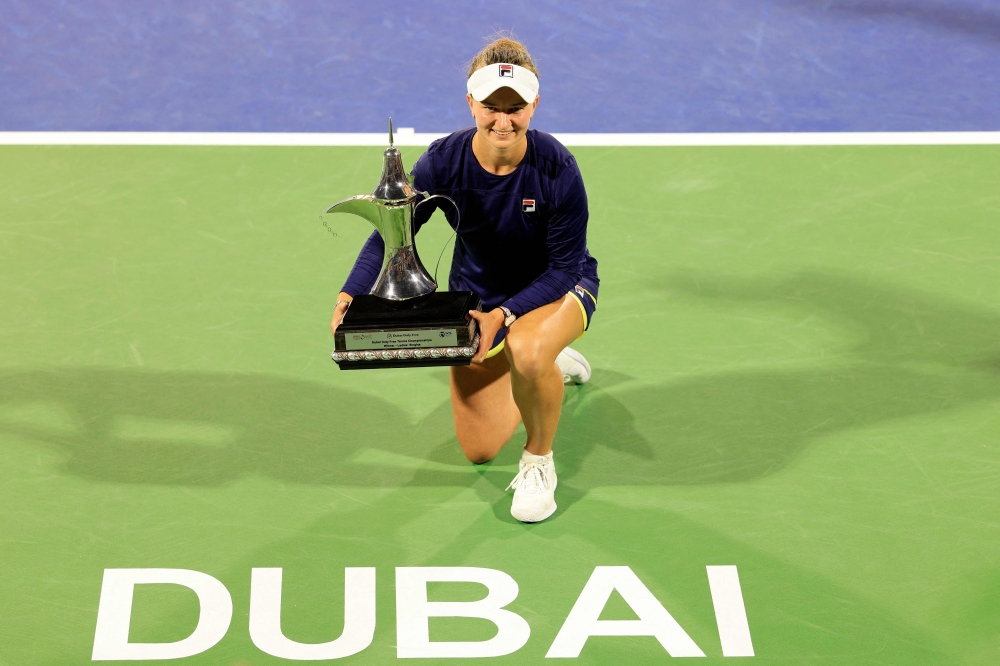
<box><xmin>330</xmin><ymin>292</ymin><xmax>353</xmax><ymax>336</ymax></box>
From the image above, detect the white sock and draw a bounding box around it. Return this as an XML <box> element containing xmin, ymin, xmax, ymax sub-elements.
<box><xmin>522</xmin><ymin>448</ymin><xmax>553</xmax><ymax>462</ymax></box>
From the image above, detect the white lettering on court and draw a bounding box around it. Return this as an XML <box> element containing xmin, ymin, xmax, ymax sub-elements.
<box><xmin>707</xmin><ymin>565</ymin><xmax>754</xmax><ymax>657</ymax></box>
<box><xmin>91</xmin><ymin>568</ymin><xmax>233</xmax><ymax>661</ymax></box>
<box><xmin>545</xmin><ymin>566</ymin><xmax>705</xmax><ymax>658</ymax></box>
<box><xmin>249</xmin><ymin>567</ymin><xmax>376</xmax><ymax>660</ymax></box>
<box><xmin>395</xmin><ymin>567</ymin><xmax>531</xmax><ymax>658</ymax></box>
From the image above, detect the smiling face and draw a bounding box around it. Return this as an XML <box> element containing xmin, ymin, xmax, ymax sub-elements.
<box><xmin>467</xmin><ymin>86</ymin><xmax>539</xmax><ymax>156</ymax></box>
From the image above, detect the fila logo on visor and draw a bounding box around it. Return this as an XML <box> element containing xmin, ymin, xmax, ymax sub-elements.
<box><xmin>499</xmin><ymin>64</ymin><xmax>514</xmax><ymax>78</ymax></box>
<box><xmin>522</xmin><ymin>199</ymin><xmax>536</xmax><ymax>212</ymax></box>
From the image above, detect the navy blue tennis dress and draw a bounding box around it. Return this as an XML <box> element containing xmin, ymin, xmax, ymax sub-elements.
<box><xmin>342</xmin><ymin>128</ymin><xmax>599</xmax><ymax>355</ymax></box>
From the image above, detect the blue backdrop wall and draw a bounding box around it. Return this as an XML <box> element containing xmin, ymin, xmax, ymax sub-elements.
<box><xmin>2</xmin><ymin>0</ymin><xmax>998</xmax><ymax>133</ymax></box>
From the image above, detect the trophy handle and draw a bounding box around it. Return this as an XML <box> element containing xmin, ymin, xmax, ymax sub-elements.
<box><xmin>414</xmin><ymin>194</ymin><xmax>462</xmax><ymax>284</ymax></box>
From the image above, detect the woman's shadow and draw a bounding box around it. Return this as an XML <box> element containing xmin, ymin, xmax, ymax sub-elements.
<box><xmin>2</xmin><ymin>271</ymin><xmax>999</xmax><ymax>514</ymax></box>
<box><xmin>553</xmin><ymin>270</ymin><xmax>1000</xmax><ymax>492</ymax></box>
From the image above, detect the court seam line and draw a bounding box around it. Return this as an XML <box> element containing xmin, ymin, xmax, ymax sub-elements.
<box><xmin>2</xmin><ymin>131</ymin><xmax>999</xmax><ymax>146</ymax></box>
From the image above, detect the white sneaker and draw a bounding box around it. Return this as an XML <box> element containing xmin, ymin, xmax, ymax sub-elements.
<box><xmin>556</xmin><ymin>347</ymin><xmax>591</xmax><ymax>385</ymax></box>
<box><xmin>507</xmin><ymin>450</ymin><xmax>558</xmax><ymax>523</ymax></box>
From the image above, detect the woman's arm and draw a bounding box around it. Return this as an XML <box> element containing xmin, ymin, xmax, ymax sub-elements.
<box><xmin>340</xmin><ymin>230</ymin><xmax>384</xmax><ymax>297</ymax></box>
<box><xmin>330</xmin><ymin>291</ymin><xmax>354</xmax><ymax>336</ymax></box>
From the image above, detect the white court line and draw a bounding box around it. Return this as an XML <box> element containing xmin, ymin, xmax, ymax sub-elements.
<box><xmin>1</xmin><ymin>131</ymin><xmax>999</xmax><ymax>147</ymax></box>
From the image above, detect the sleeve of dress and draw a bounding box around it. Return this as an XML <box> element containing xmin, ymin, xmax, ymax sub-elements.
<box><xmin>340</xmin><ymin>150</ymin><xmax>436</xmax><ymax>296</ymax></box>
<box><xmin>411</xmin><ymin>150</ymin><xmax>439</xmax><ymax>234</ymax></box>
<box><xmin>501</xmin><ymin>158</ymin><xmax>589</xmax><ymax>316</ymax></box>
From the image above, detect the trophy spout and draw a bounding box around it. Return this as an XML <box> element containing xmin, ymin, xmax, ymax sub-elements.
<box><xmin>326</xmin><ymin>195</ymin><xmax>385</xmax><ymax>236</ymax></box>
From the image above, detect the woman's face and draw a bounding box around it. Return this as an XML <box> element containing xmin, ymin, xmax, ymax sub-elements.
<box><xmin>467</xmin><ymin>86</ymin><xmax>539</xmax><ymax>152</ymax></box>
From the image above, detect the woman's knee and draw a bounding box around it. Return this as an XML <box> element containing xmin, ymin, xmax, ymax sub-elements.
<box><xmin>463</xmin><ymin>449</ymin><xmax>497</xmax><ymax>465</ymax></box>
<box><xmin>457</xmin><ymin>435</ymin><xmax>503</xmax><ymax>464</ymax></box>
<box><xmin>504</xmin><ymin>330</ymin><xmax>554</xmax><ymax>381</ymax></box>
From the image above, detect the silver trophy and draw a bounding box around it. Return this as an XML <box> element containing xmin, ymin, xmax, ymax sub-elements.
<box><xmin>327</xmin><ymin>119</ymin><xmax>482</xmax><ymax>370</ymax></box>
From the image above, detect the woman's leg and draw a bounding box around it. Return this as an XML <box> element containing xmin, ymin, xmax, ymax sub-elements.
<box><xmin>450</xmin><ymin>351</ymin><xmax>522</xmax><ymax>464</ymax></box>
<box><xmin>450</xmin><ymin>293</ymin><xmax>584</xmax><ymax>463</ymax></box>
<box><xmin>504</xmin><ymin>294</ymin><xmax>586</xmax><ymax>456</ymax></box>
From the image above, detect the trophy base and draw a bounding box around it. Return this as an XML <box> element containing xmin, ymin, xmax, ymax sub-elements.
<box><xmin>332</xmin><ymin>291</ymin><xmax>482</xmax><ymax>370</ymax></box>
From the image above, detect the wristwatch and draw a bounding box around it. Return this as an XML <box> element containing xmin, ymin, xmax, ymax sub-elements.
<box><xmin>499</xmin><ymin>306</ymin><xmax>517</xmax><ymax>328</ymax></box>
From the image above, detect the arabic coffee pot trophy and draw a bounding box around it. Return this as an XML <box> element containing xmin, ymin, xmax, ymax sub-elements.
<box><xmin>326</xmin><ymin>119</ymin><xmax>482</xmax><ymax>369</ymax></box>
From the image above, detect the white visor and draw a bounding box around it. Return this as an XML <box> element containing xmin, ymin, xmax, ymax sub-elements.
<box><xmin>467</xmin><ymin>63</ymin><xmax>539</xmax><ymax>104</ymax></box>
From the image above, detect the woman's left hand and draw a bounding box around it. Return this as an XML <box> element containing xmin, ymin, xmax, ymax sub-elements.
<box><xmin>468</xmin><ymin>308</ymin><xmax>506</xmax><ymax>364</ymax></box>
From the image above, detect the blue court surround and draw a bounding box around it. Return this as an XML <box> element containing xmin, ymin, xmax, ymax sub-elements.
<box><xmin>2</xmin><ymin>0</ymin><xmax>998</xmax><ymax>133</ymax></box>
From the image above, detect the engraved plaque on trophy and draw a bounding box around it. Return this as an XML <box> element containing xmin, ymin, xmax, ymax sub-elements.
<box><xmin>327</xmin><ymin>120</ymin><xmax>481</xmax><ymax>370</ymax></box>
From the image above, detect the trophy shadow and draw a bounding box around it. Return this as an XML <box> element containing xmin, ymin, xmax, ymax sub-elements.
<box><xmin>0</xmin><ymin>367</ymin><xmax>457</xmax><ymax>489</ymax></box>
<box><xmin>1</xmin><ymin>272</ymin><xmax>998</xmax><ymax>519</ymax></box>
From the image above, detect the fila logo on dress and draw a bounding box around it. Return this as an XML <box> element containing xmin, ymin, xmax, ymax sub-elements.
<box><xmin>499</xmin><ymin>64</ymin><xmax>514</xmax><ymax>78</ymax></box>
<box><xmin>522</xmin><ymin>199</ymin><xmax>536</xmax><ymax>213</ymax></box>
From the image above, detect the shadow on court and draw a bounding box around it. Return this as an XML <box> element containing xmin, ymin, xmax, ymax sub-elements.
<box><xmin>553</xmin><ymin>270</ymin><xmax>1000</xmax><ymax>486</ymax></box>
<box><xmin>1</xmin><ymin>272</ymin><xmax>998</xmax><ymax>502</ymax></box>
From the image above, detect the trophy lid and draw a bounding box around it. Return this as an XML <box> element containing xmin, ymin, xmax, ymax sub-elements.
<box><xmin>372</xmin><ymin>118</ymin><xmax>417</xmax><ymax>203</ymax></box>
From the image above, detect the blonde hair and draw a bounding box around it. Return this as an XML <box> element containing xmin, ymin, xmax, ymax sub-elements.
<box><xmin>467</xmin><ymin>32</ymin><xmax>538</xmax><ymax>79</ymax></box>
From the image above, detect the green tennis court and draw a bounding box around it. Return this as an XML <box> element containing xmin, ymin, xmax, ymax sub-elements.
<box><xmin>1</xmin><ymin>144</ymin><xmax>998</xmax><ymax>664</ymax></box>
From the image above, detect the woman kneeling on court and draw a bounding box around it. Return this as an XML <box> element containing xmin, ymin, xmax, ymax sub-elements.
<box><xmin>331</xmin><ymin>36</ymin><xmax>599</xmax><ymax>523</ymax></box>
